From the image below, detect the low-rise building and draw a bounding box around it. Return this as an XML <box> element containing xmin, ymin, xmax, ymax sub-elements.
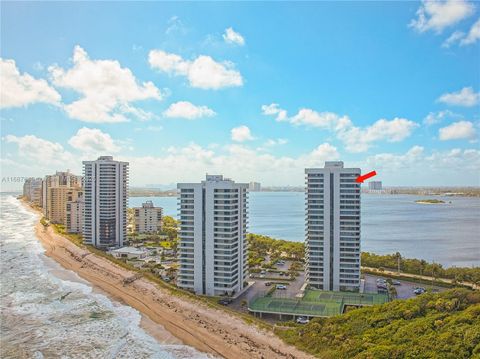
<box><xmin>109</xmin><ymin>246</ymin><xmax>148</xmax><ymax>260</ymax></box>
<box><xmin>133</xmin><ymin>200</ymin><xmax>163</xmax><ymax>233</ymax></box>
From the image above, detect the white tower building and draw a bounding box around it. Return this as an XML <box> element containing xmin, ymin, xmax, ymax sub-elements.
<box><xmin>305</xmin><ymin>161</ymin><xmax>361</xmax><ymax>291</ymax></box>
<box><xmin>177</xmin><ymin>175</ymin><xmax>248</xmax><ymax>296</ymax></box>
<box><xmin>82</xmin><ymin>156</ymin><xmax>128</xmax><ymax>249</ymax></box>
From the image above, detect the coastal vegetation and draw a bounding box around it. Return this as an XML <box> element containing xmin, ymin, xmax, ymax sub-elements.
<box><xmin>247</xmin><ymin>233</ymin><xmax>304</xmax><ymax>268</ymax></box>
<box><xmin>128</xmin><ymin>215</ymin><xmax>179</xmax><ymax>250</ymax></box>
<box><xmin>247</xmin><ymin>235</ymin><xmax>480</xmax><ymax>287</ymax></box>
<box><xmin>362</xmin><ymin>252</ymin><xmax>480</xmax><ymax>286</ymax></box>
<box><xmin>385</xmin><ymin>187</ymin><xmax>480</xmax><ymax>197</ymax></box>
<box><xmin>415</xmin><ymin>199</ymin><xmax>446</xmax><ymax>204</ymax></box>
<box><xmin>276</xmin><ymin>288</ymin><xmax>480</xmax><ymax>358</ymax></box>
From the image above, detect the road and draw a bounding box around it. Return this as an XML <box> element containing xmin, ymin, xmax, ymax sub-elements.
<box><xmin>363</xmin><ymin>266</ymin><xmax>477</xmax><ymax>290</ymax></box>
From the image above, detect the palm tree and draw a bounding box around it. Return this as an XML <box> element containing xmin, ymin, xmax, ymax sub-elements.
<box><xmin>395</xmin><ymin>252</ymin><xmax>402</xmax><ymax>273</ymax></box>
<box><xmin>420</xmin><ymin>259</ymin><xmax>427</xmax><ymax>277</ymax></box>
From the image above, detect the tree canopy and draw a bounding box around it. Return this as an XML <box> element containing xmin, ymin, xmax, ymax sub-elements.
<box><xmin>277</xmin><ymin>288</ymin><xmax>480</xmax><ymax>358</ymax></box>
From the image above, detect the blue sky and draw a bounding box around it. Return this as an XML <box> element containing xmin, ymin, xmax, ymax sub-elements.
<box><xmin>1</xmin><ymin>1</ymin><xmax>479</xmax><ymax>189</ymax></box>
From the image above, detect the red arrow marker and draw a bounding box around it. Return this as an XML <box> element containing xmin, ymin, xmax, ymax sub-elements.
<box><xmin>356</xmin><ymin>170</ymin><xmax>377</xmax><ymax>183</ymax></box>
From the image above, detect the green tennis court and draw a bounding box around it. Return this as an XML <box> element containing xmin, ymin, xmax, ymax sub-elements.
<box><xmin>249</xmin><ymin>290</ymin><xmax>388</xmax><ymax>317</ymax></box>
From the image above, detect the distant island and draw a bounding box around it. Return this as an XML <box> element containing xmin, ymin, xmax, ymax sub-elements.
<box><xmin>415</xmin><ymin>199</ymin><xmax>446</xmax><ymax>204</ymax></box>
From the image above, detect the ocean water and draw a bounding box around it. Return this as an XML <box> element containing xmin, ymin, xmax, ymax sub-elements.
<box><xmin>130</xmin><ymin>192</ymin><xmax>480</xmax><ymax>267</ymax></box>
<box><xmin>0</xmin><ymin>194</ymin><xmax>211</xmax><ymax>359</ymax></box>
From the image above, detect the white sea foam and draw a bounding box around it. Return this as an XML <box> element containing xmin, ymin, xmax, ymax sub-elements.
<box><xmin>0</xmin><ymin>194</ymin><xmax>213</xmax><ymax>358</ymax></box>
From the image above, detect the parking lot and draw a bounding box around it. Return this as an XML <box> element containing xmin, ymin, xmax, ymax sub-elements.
<box><xmin>227</xmin><ymin>268</ymin><xmax>449</xmax><ymax>314</ymax></box>
<box><xmin>364</xmin><ymin>274</ymin><xmax>446</xmax><ymax>299</ymax></box>
<box><xmin>231</xmin><ymin>261</ymin><xmax>305</xmax><ymax>312</ymax></box>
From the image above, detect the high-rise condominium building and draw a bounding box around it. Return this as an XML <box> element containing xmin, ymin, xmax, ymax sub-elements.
<box><xmin>305</xmin><ymin>161</ymin><xmax>361</xmax><ymax>291</ymax></box>
<box><xmin>177</xmin><ymin>175</ymin><xmax>248</xmax><ymax>296</ymax></box>
<box><xmin>134</xmin><ymin>201</ymin><xmax>163</xmax><ymax>233</ymax></box>
<box><xmin>23</xmin><ymin>177</ymin><xmax>43</xmax><ymax>207</ymax></box>
<box><xmin>368</xmin><ymin>181</ymin><xmax>383</xmax><ymax>191</ymax></box>
<box><xmin>42</xmin><ymin>171</ymin><xmax>82</xmax><ymax>224</ymax></box>
<box><xmin>249</xmin><ymin>182</ymin><xmax>261</xmax><ymax>192</ymax></box>
<box><xmin>66</xmin><ymin>191</ymin><xmax>84</xmax><ymax>234</ymax></box>
<box><xmin>83</xmin><ymin>156</ymin><xmax>129</xmax><ymax>249</ymax></box>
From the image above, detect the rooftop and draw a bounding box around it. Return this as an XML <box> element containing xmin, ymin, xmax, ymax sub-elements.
<box><xmin>110</xmin><ymin>246</ymin><xmax>147</xmax><ymax>255</ymax></box>
<box><xmin>325</xmin><ymin>161</ymin><xmax>344</xmax><ymax>168</ymax></box>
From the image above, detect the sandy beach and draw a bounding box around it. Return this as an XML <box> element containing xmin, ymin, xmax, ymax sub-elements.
<box><xmin>24</xmin><ymin>202</ymin><xmax>312</xmax><ymax>359</ymax></box>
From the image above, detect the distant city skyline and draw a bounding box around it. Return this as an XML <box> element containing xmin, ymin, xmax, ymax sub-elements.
<box><xmin>1</xmin><ymin>1</ymin><xmax>479</xmax><ymax>190</ymax></box>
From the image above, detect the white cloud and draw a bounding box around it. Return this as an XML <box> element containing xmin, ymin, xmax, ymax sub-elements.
<box><xmin>290</xmin><ymin>109</ymin><xmax>351</xmax><ymax>130</ymax></box>
<box><xmin>223</xmin><ymin>27</ymin><xmax>245</xmax><ymax>46</ymax></box>
<box><xmin>134</xmin><ymin>125</ymin><xmax>163</xmax><ymax>132</ymax></box>
<box><xmin>49</xmin><ymin>45</ymin><xmax>163</xmax><ymax>123</ymax></box>
<box><xmin>261</xmin><ymin>103</ymin><xmax>288</xmax><ymax>122</ymax></box>
<box><xmin>148</xmin><ymin>50</ymin><xmax>243</xmax><ymax>90</ymax></box>
<box><xmin>338</xmin><ymin>118</ymin><xmax>419</xmax><ymax>153</ymax></box>
<box><xmin>163</xmin><ymin>101</ymin><xmax>216</xmax><ymax>119</ymax></box>
<box><xmin>409</xmin><ymin>0</ymin><xmax>474</xmax><ymax>33</ymax></box>
<box><xmin>442</xmin><ymin>30</ymin><xmax>466</xmax><ymax>47</ymax></box>
<box><xmin>306</xmin><ymin>143</ymin><xmax>340</xmax><ymax>163</ymax></box>
<box><xmin>0</xmin><ymin>58</ymin><xmax>61</xmax><ymax>108</ymax></box>
<box><xmin>423</xmin><ymin>110</ymin><xmax>459</xmax><ymax>125</ymax></box>
<box><xmin>364</xmin><ymin>145</ymin><xmax>480</xmax><ymax>185</ymax></box>
<box><xmin>165</xmin><ymin>16</ymin><xmax>187</xmax><ymax>35</ymax></box>
<box><xmin>4</xmin><ymin>132</ymin><xmax>478</xmax><ymax>186</ymax></box>
<box><xmin>122</xmin><ymin>142</ymin><xmax>339</xmax><ymax>186</ymax></box>
<box><xmin>264</xmin><ymin>138</ymin><xmax>288</xmax><ymax>147</ymax></box>
<box><xmin>231</xmin><ymin>125</ymin><xmax>254</xmax><ymax>142</ymax></box>
<box><xmin>442</xmin><ymin>18</ymin><xmax>480</xmax><ymax>47</ymax></box>
<box><xmin>262</xmin><ymin>104</ymin><xmax>418</xmax><ymax>152</ymax></box>
<box><xmin>366</xmin><ymin>146</ymin><xmax>425</xmax><ymax>170</ymax></box>
<box><xmin>437</xmin><ymin>87</ymin><xmax>480</xmax><ymax>107</ymax></box>
<box><xmin>461</xmin><ymin>18</ymin><xmax>480</xmax><ymax>45</ymax></box>
<box><xmin>68</xmin><ymin>127</ymin><xmax>121</xmax><ymax>154</ymax></box>
<box><xmin>4</xmin><ymin>134</ymin><xmax>74</xmax><ymax>165</ymax></box>
<box><xmin>438</xmin><ymin>120</ymin><xmax>477</xmax><ymax>140</ymax></box>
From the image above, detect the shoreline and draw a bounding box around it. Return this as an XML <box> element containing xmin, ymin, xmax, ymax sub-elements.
<box><xmin>21</xmin><ymin>200</ymin><xmax>313</xmax><ymax>359</ymax></box>
<box><xmin>414</xmin><ymin>201</ymin><xmax>446</xmax><ymax>205</ymax></box>
<box><xmin>40</xmin><ymin>250</ymin><xmax>183</xmax><ymax>346</ymax></box>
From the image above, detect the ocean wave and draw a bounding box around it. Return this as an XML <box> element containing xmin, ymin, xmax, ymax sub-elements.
<box><xmin>0</xmin><ymin>194</ymin><xmax>211</xmax><ymax>359</ymax></box>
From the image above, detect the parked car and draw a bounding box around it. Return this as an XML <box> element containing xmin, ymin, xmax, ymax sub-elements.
<box><xmin>413</xmin><ymin>287</ymin><xmax>426</xmax><ymax>295</ymax></box>
<box><xmin>296</xmin><ymin>316</ymin><xmax>310</xmax><ymax>324</ymax></box>
<box><xmin>264</xmin><ymin>282</ymin><xmax>272</xmax><ymax>286</ymax></box>
<box><xmin>218</xmin><ymin>298</ymin><xmax>233</xmax><ymax>305</ymax></box>
<box><xmin>259</xmin><ymin>274</ymin><xmax>266</xmax><ymax>278</ymax></box>
<box><xmin>377</xmin><ymin>283</ymin><xmax>387</xmax><ymax>290</ymax></box>
<box><xmin>392</xmin><ymin>280</ymin><xmax>401</xmax><ymax>286</ymax></box>
<box><xmin>276</xmin><ymin>284</ymin><xmax>287</xmax><ymax>290</ymax></box>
